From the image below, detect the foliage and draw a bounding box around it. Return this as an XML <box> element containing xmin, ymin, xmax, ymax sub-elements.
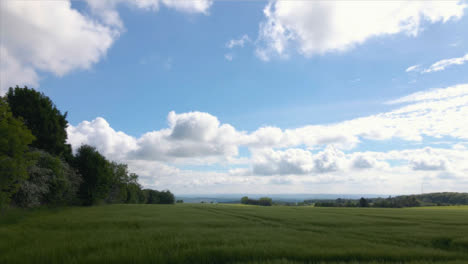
<box><xmin>359</xmin><ymin>197</ymin><xmax>369</xmax><ymax>207</ymax></box>
<box><xmin>12</xmin><ymin>150</ymin><xmax>82</xmax><ymax>208</ymax></box>
<box><xmin>3</xmin><ymin>87</ymin><xmax>172</xmax><ymax>209</ymax></box>
<box><xmin>416</xmin><ymin>192</ymin><xmax>468</xmax><ymax>205</ymax></box>
<box><xmin>0</xmin><ymin>98</ymin><xmax>35</xmax><ymax>208</ymax></box>
<box><xmin>106</xmin><ymin>162</ymin><xmax>130</xmax><ymax>204</ymax></box>
<box><xmin>73</xmin><ymin>145</ymin><xmax>114</xmax><ymax>205</ymax></box>
<box><xmin>125</xmin><ymin>174</ymin><xmax>145</xmax><ymax>204</ymax></box>
<box><xmin>371</xmin><ymin>195</ymin><xmax>420</xmax><ymax>208</ymax></box>
<box><xmin>6</xmin><ymin>86</ymin><xmax>72</xmax><ymax>159</ymax></box>
<box><xmin>240</xmin><ymin>196</ymin><xmax>273</xmax><ymax>206</ymax></box>
<box><xmin>143</xmin><ymin>189</ymin><xmax>175</xmax><ymax>204</ymax></box>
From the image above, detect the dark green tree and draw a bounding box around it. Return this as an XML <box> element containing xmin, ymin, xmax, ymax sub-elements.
<box><xmin>241</xmin><ymin>196</ymin><xmax>249</xmax><ymax>204</ymax></box>
<box><xmin>126</xmin><ymin>173</ymin><xmax>147</xmax><ymax>204</ymax></box>
<box><xmin>158</xmin><ymin>190</ymin><xmax>175</xmax><ymax>204</ymax></box>
<box><xmin>6</xmin><ymin>86</ymin><xmax>72</xmax><ymax>159</ymax></box>
<box><xmin>359</xmin><ymin>197</ymin><xmax>369</xmax><ymax>207</ymax></box>
<box><xmin>12</xmin><ymin>150</ymin><xmax>82</xmax><ymax>207</ymax></box>
<box><xmin>73</xmin><ymin>145</ymin><xmax>113</xmax><ymax>205</ymax></box>
<box><xmin>0</xmin><ymin>98</ymin><xmax>35</xmax><ymax>208</ymax></box>
<box><xmin>258</xmin><ymin>197</ymin><xmax>273</xmax><ymax>206</ymax></box>
<box><xmin>143</xmin><ymin>189</ymin><xmax>175</xmax><ymax>204</ymax></box>
<box><xmin>107</xmin><ymin>162</ymin><xmax>129</xmax><ymax>203</ymax></box>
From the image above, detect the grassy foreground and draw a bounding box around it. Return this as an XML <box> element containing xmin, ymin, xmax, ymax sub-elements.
<box><xmin>1</xmin><ymin>204</ymin><xmax>468</xmax><ymax>263</ymax></box>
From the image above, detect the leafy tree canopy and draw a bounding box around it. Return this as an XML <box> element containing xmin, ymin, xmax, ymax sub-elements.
<box><xmin>6</xmin><ymin>86</ymin><xmax>71</xmax><ymax>158</ymax></box>
<box><xmin>74</xmin><ymin>145</ymin><xmax>113</xmax><ymax>205</ymax></box>
<box><xmin>0</xmin><ymin>98</ymin><xmax>35</xmax><ymax>207</ymax></box>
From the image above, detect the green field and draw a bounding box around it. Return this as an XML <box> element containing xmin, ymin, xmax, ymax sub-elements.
<box><xmin>2</xmin><ymin>204</ymin><xmax>468</xmax><ymax>264</ymax></box>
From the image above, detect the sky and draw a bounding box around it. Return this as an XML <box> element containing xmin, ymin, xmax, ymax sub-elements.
<box><xmin>1</xmin><ymin>0</ymin><xmax>468</xmax><ymax>195</ymax></box>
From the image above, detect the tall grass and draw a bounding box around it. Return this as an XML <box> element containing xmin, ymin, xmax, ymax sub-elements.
<box><xmin>1</xmin><ymin>204</ymin><xmax>468</xmax><ymax>263</ymax></box>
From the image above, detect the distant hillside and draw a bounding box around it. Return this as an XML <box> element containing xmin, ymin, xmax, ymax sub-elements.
<box><xmin>310</xmin><ymin>192</ymin><xmax>468</xmax><ymax>208</ymax></box>
<box><xmin>401</xmin><ymin>192</ymin><xmax>468</xmax><ymax>206</ymax></box>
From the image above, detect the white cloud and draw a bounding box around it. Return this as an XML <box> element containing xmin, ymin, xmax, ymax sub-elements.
<box><xmin>255</xmin><ymin>1</ymin><xmax>466</xmax><ymax>60</ymax></box>
<box><xmin>224</xmin><ymin>54</ymin><xmax>233</xmax><ymax>61</ymax></box>
<box><xmin>226</xmin><ymin>35</ymin><xmax>251</xmax><ymax>49</ymax></box>
<box><xmin>134</xmin><ymin>112</ymin><xmax>242</xmax><ymax>164</ymax></box>
<box><xmin>406</xmin><ymin>64</ymin><xmax>421</xmax><ymax>73</ymax></box>
<box><xmin>68</xmin><ymin>83</ymin><xmax>468</xmax><ymax>165</ymax></box>
<box><xmin>422</xmin><ymin>53</ymin><xmax>468</xmax><ymax>73</ymax></box>
<box><xmin>69</xmin><ymin>111</ymin><xmax>245</xmax><ymax>164</ymax></box>
<box><xmin>351</xmin><ymin>155</ymin><xmax>388</xmax><ymax>170</ymax></box>
<box><xmin>67</xmin><ymin>117</ymin><xmax>138</xmax><ymax>161</ymax></box>
<box><xmin>161</xmin><ymin>0</ymin><xmax>212</xmax><ymax>14</ymax></box>
<box><xmin>0</xmin><ymin>47</ymin><xmax>39</xmax><ymax>94</ymax></box>
<box><xmin>387</xmin><ymin>83</ymin><xmax>468</xmax><ymax>104</ymax></box>
<box><xmin>85</xmin><ymin>0</ymin><xmax>212</xmax><ymax>28</ymax></box>
<box><xmin>0</xmin><ymin>0</ymin><xmax>212</xmax><ymax>93</ymax></box>
<box><xmin>411</xmin><ymin>157</ymin><xmax>448</xmax><ymax>171</ymax></box>
<box><xmin>1</xmin><ymin>1</ymin><xmax>117</xmax><ymax>92</ymax></box>
<box><xmin>67</xmin><ymin>83</ymin><xmax>468</xmax><ymax>193</ymax></box>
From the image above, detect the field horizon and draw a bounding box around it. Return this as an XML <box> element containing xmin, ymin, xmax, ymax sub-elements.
<box><xmin>2</xmin><ymin>204</ymin><xmax>468</xmax><ymax>263</ymax></box>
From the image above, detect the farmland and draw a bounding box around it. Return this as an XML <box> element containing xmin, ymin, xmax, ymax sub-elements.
<box><xmin>1</xmin><ymin>204</ymin><xmax>468</xmax><ymax>263</ymax></box>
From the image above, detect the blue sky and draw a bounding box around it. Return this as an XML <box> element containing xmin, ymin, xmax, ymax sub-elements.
<box><xmin>2</xmin><ymin>0</ymin><xmax>468</xmax><ymax>194</ymax></box>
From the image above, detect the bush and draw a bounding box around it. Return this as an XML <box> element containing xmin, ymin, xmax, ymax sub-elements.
<box><xmin>12</xmin><ymin>150</ymin><xmax>82</xmax><ymax>208</ymax></box>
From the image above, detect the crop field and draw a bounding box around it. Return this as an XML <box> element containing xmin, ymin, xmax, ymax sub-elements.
<box><xmin>1</xmin><ymin>204</ymin><xmax>468</xmax><ymax>264</ymax></box>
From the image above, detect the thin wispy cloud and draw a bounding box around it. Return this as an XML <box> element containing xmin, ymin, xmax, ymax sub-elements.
<box><xmin>406</xmin><ymin>64</ymin><xmax>421</xmax><ymax>73</ymax></box>
<box><xmin>423</xmin><ymin>53</ymin><xmax>468</xmax><ymax>73</ymax></box>
<box><xmin>224</xmin><ymin>54</ymin><xmax>234</xmax><ymax>61</ymax></box>
<box><xmin>226</xmin><ymin>35</ymin><xmax>251</xmax><ymax>49</ymax></box>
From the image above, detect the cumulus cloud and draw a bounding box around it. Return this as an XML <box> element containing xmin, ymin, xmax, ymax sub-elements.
<box><xmin>250</xmin><ymin>146</ymin><xmax>351</xmax><ymax>176</ymax></box>
<box><xmin>0</xmin><ymin>0</ymin><xmax>212</xmax><ymax>93</ymax></box>
<box><xmin>69</xmin><ymin>111</ymin><xmax>245</xmax><ymax>164</ymax></box>
<box><xmin>423</xmin><ymin>53</ymin><xmax>468</xmax><ymax>73</ymax></box>
<box><xmin>68</xmin><ymin>83</ymin><xmax>468</xmax><ymax>166</ymax></box>
<box><xmin>136</xmin><ymin>111</ymin><xmax>243</xmax><ymax>162</ymax></box>
<box><xmin>66</xmin><ymin>83</ymin><xmax>468</xmax><ymax>192</ymax></box>
<box><xmin>0</xmin><ymin>1</ymin><xmax>117</xmax><ymax>92</ymax></box>
<box><xmin>85</xmin><ymin>0</ymin><xmax>212</xmax><ymax>28</ymax></box>
<box><xmin>238</xmin><ymin>83</ymin><xmax>468</xmax><ymax>151</ymax></box>
<box><xmin>0</xmin><ymin>47</ymin><xmax>39</xmax><ymax>94</ymax></box>
<box><xmin>255</xmin><ymin>1</ymin><xmax>466</xmax><ymax>60</ymax></box>
<box><xmin>67</xmin><ymin>117</ymin><xmax>138</xmax><ymax>161</ymax></box>
<box><xmin>351</xmin><ymin>155</ymin><xmax>388</xmax><ymax>170</ymax></box>
<box><xmin>411</xmin><ymin>157</ymin><xmax>448</xmax><ymax>171</ymax></box>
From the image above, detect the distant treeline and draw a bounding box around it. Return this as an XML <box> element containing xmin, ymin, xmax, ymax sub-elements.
<box><xmin>310</xmin><ymin>192</ymin><xmax>468</xmax><ymax>208</ymax></box>
<box><xmin>1</xmin><ymin>86</ymin><xmax>174</xmax><ymax>209</ymax></box>
<box><xmin>240</xmin><ymin>196</ymin><xmax>272</xmax><ymax>206</ymax></box>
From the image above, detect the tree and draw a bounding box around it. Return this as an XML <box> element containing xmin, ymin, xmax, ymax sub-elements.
<box><xmin>240</xmin><ymin>196</ymin><xmax>272</xmax><ymax>206</ymax></box>
<box><xmin>143</xmin><ymin>189</ymin><xmax>175</xmax><ymax>204</ymax></box>
<box><xmin>73</xmin><ymin>145</ymin><xmax>113</xmax><ymax>205</ymax></box>
<box><xmin>126</xmin><ymin>177</ymin><xmax>144</xmax><ymax>204</ymax></box>
<box><xmin>258</xmin><ymin>197</ymin><xmax>273</xmax><ymax>206</ymax></box>
<box><xmin>6</xmin><ymin>86</ymin><xmax>72</xmax><ymax>159</ymax></box>
<box><xmin>12</xmin><ymin>150</ymin><xmax>82</xmax><ymax>208</ymax></box>
<box><xmin>0</xmin><ymin>98</ymin><xmax>35</xmax><ymax>208</ymax></box>
<box><xmin>158</xmin><ymin>190</ymin><xmax>175</xmax><ymax>204</ymax></box>
<box><xmin>359</xmin><ymin>197</ymin><xmax>369</xmax><ymax>207</ymax></box>
<box><xmin>107</xmin><ymin>162</ymin><xmax>129</xmax><ymax>203</ymax></box>
<box><xmin>241</xmin><ymin>196</ymin><xmax>249</xmax><ymax>204</ymax></box>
